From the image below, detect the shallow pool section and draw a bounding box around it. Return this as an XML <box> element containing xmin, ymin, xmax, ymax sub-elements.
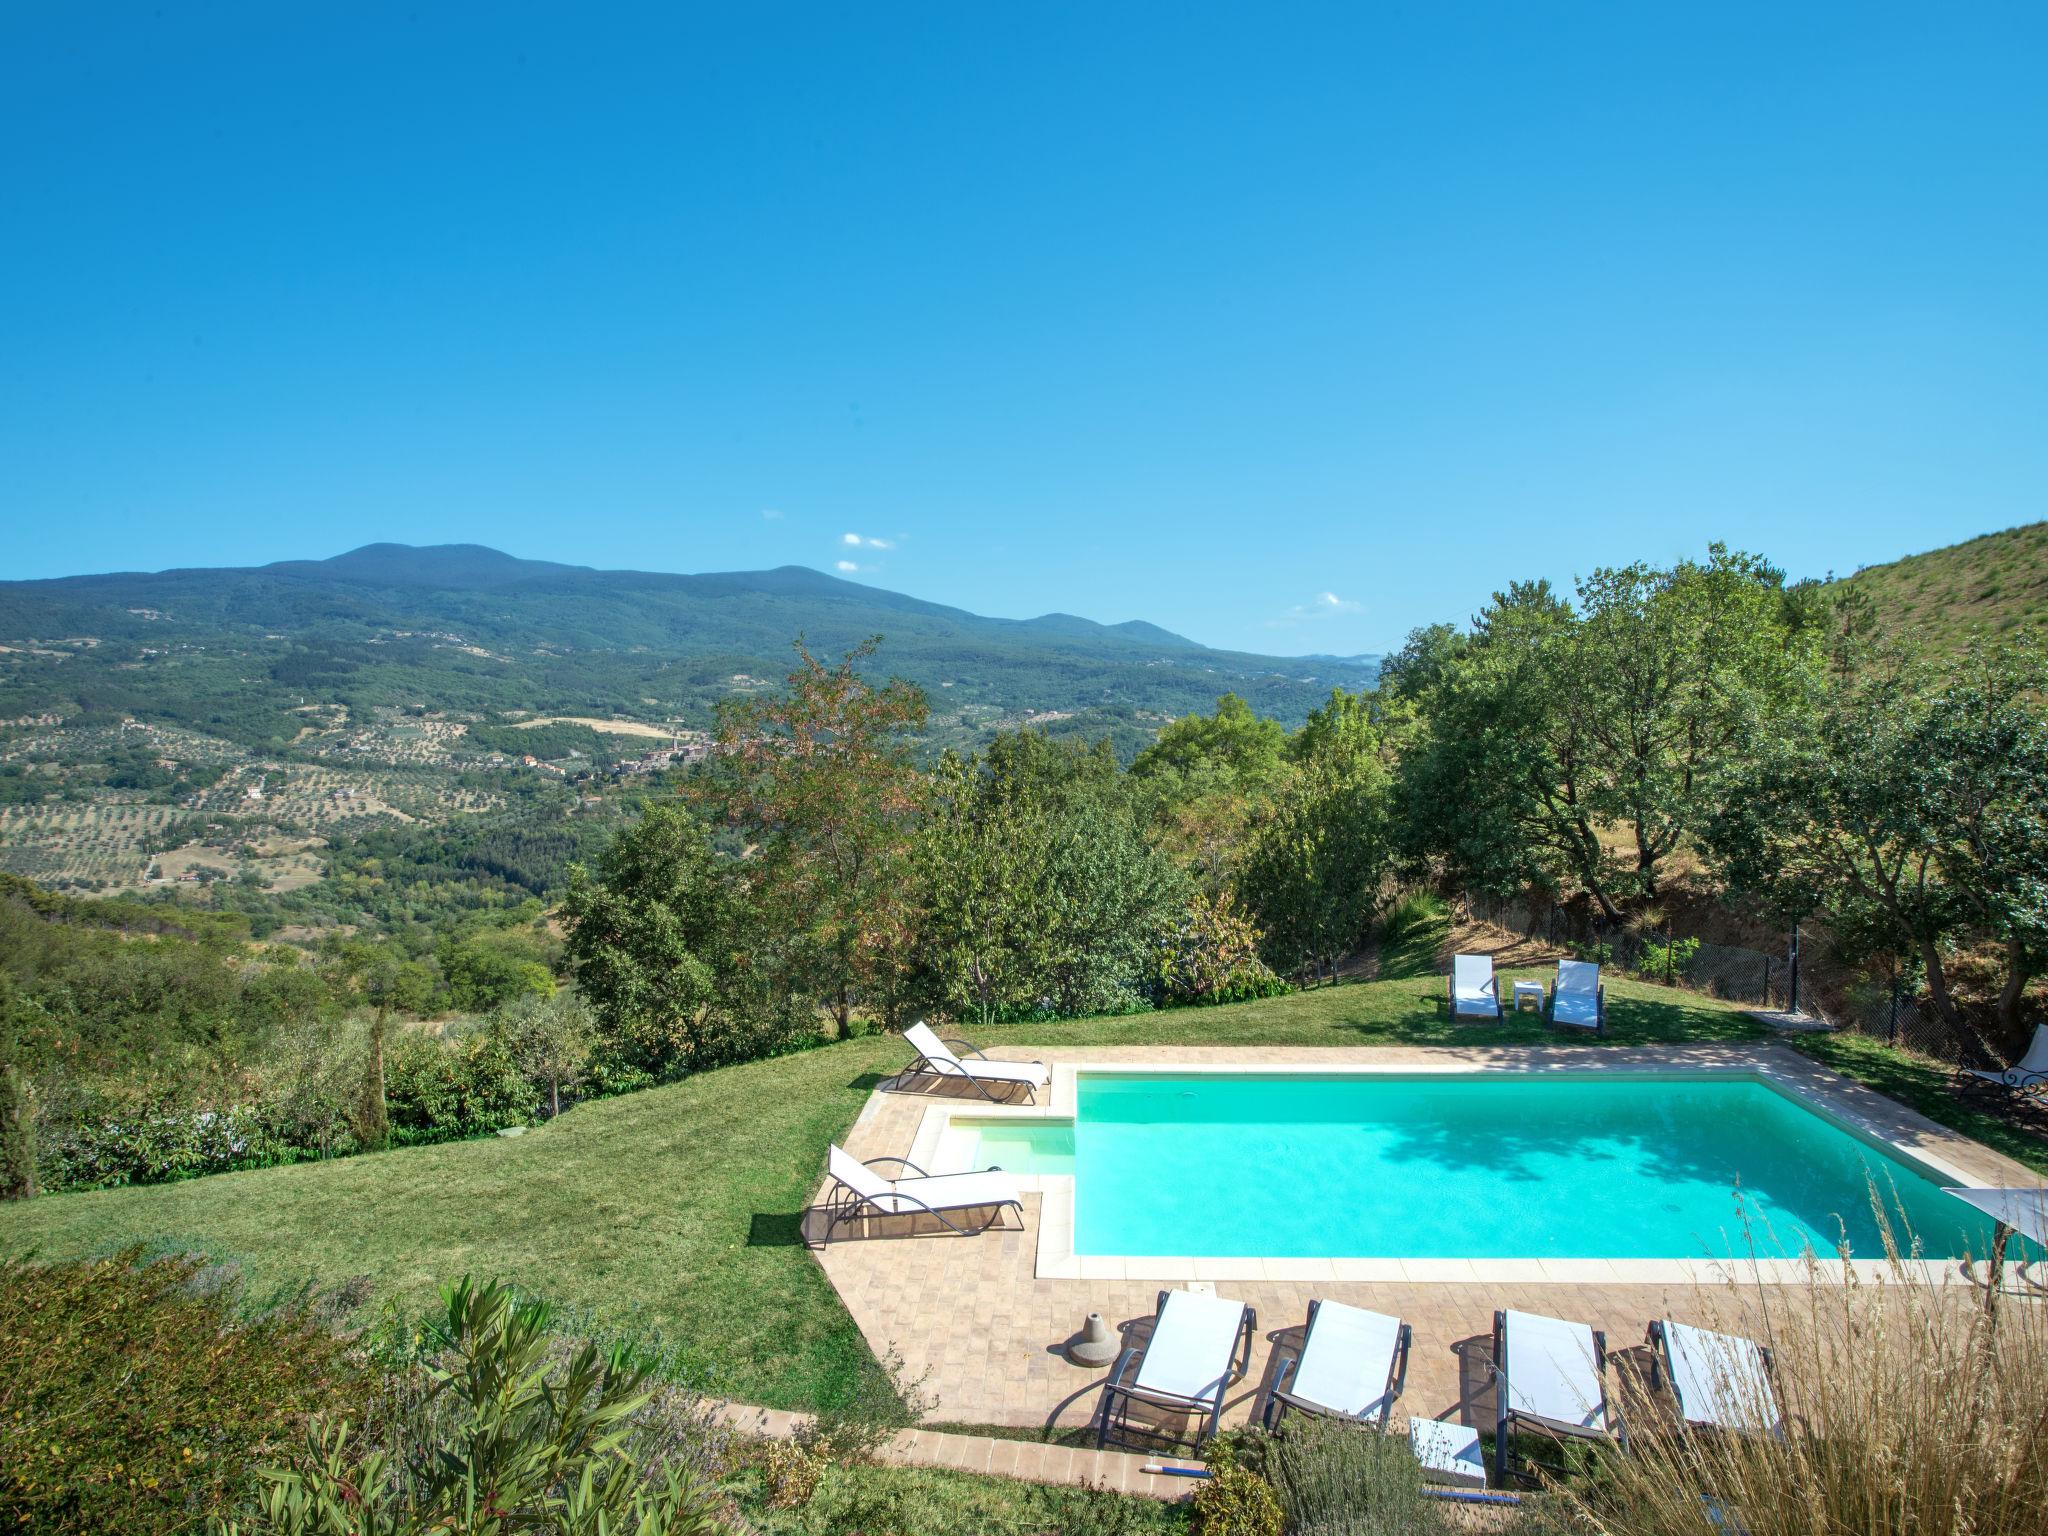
<box><xmin>962</xmin><ymin>1117</ymin><xmax>1076</xmax><ymax>1176</ymax></box>
<box><xmin>1047</xmin><ymin>1073</ymin><xmax>2015</xmax><ymax>1261</ymax></box>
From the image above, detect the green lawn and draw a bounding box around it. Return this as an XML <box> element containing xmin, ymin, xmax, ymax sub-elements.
<box><xmin>3</xmin><ymin>964</ymin><xmax>2040</xmax><ymax>1416</ymax></box>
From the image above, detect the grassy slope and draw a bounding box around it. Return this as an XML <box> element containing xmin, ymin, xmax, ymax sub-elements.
<box><xmin>0</xmin><ymin>971</ymin><xmax>1758</xmax><ymax>1412</ymax></box>
<box><xmin>1840</xmin><ymin>520</ymin><xmax>2048</xmax><ymax>654</ymax></box>
<box><xmin>3</xmin><ymin>935</ymin><xmax>2041</xmax><ymax>1412</ymax></box>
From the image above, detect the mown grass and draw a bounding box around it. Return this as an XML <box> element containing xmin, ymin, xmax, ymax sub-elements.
<box><xmin>4</xmin><ymin>953</ymin><xmax>2042</xmax><ymax>1417</ymax></box>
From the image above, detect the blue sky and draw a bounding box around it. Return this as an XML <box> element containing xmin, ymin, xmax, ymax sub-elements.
<box><xmin>3</xmin><ymin>4</ymin><xmax>2044</xmax><ymax>655</ymax></box>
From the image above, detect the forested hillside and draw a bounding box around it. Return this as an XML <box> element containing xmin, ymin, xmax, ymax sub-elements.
<box><xmin>0</xmin><ymin>543</ymin><xmax>1375</xmax><ymax>753</ymax></box>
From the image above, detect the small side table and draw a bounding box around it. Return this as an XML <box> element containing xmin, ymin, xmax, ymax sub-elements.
<box><xmin>1409</xmin><ymin>1416</ymin><xmax>1487</xmax><ymax>1487</ymax></box>
<box><xmin>1511</xmin><ymin>979</ymin><xmax>1545</xmax><ymax>1014</ymax></box>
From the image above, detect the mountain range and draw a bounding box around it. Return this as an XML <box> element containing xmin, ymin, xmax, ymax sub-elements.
<box><xmin>0</xmin><ymin>544</ymin><xmax>1379</xmax><ymax>753</ymax></box>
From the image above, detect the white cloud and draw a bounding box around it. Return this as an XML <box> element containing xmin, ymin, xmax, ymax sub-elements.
<box><xmin>841</xmin><ymin>532</ymin><xmax>895</xmax><ymax>549</ymax></box>
<box><xmin>1267</xmin><ymin>591</ymin><xmax>1364</xmax><ymax>628</ymax></box>
<box><xmin>761</xmin><ymin>508</ymin><xmax>784</xmax><ymax>520</ymax></box>
<box><xmin>835</xmin><ymin>559</ymin><xmax>862</xmax><ymax>573</ymax></box>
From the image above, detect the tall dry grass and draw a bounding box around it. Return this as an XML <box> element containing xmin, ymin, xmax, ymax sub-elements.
<box><xmin>1550</xmin><ymin>1207</ymin><xmax>2048</xmax><ymax>1536</ymax></box>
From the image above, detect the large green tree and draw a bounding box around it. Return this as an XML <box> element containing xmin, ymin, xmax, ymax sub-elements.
<box><xmin>700</xmin><ymin>638</ymin><xmax>927</xmax><ymax>1031</ymax></box>
<box><xmin>1708</xmin><ymin>645</ymin><xmax>2048</xmax><ymax>1058</ymax></box>
<box><xmin>559</xmin><ymin>804</ymin><xmax>733</xmax><ymax>1079</ymax></box>
<box><xmin>1399</xmin><ymin>548</ymin><xmax>1816</xmax><ymax>918</ymax></box>
<box><xmin>1240</xmin><ymin>698</ymin><xmax>1395</xmax><ymax>973</ymax></box>
<box><xmin>903</xmin><ymin>732</ymin><xmax>1187</xmax><ymax>1023</ymax></box>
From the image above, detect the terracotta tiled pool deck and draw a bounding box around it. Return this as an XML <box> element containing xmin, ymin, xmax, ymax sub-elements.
<box><xmin>810</xmin><ymin>1042</ymin><xmax>2039</xmax><ymax>1433</ymax></box>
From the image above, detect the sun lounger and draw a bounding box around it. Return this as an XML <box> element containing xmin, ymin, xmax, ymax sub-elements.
<box><xmin>1548</xmin><ymin>959</ymin><xmax>1606</xmax><ymax>1033</ymax></box>
<box><xmin>817</xmin><ymin>1143</ymin><xmax>1022</xmax><ymax>1244</ymax></box>
<box><xmin>1098</xmin><ymin>1289</ymin><xmax>1256</xmax><ymax>1452</ymax></box>
<box><xmin>1961</xmin><ymin>1023</ymin><xmax>2048</xmax><ymax>1094</ymax></box>
<box><xmin>1446</xmin><ymin>954</ymin><xmax>1503</xmax><ymax>1020</ymax></box>
<box><xmin>1264</xmin><ymin>1299</ymin><xmax>1411</xmax><ymax>1430</ymax></box>
<box><xmin>901</xmin><ymin>1021</ymin><xmax>1050</xmax><ymax>1103</ymax></box>
<box><xmin>1647</xmin><ymin>1321</ymin><xmax>1783</xmax><ymax>1437</ymax></box>
<box><xmin>1492</xmin><ymin>1308</ymin><xmax>1622</xmax><ymax>1483</ymax></box>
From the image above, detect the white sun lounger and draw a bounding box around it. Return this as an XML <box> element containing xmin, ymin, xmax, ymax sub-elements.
<box><xmin>1447</xmin><ymin>954</ymin><xmax>1503</xmax><ymax>1020</ymax></box>
<box><xmin>901</xmin><ymin>1021</ymin><xmax>1050</xmax><ymax>1103</ymax></box>
<box><xmin>1098</xmin><ymin>1289</ymin><xmax>1256</xmax><ymax>1452</ymax></box>
<box><xmin>1648</xmin><ymin>1321</ymin><xmax>1783</xmax><ymax>1436</ymax></box>
<box><xmin>818</xmin><ymin>1143</ymin><xmax>1022</xmax><ymax>1244</ymax></box>
<box><xmin>1549</xmin><ymin>959</ymin><xmax>1606</xmax><ymax>1033</ymax></box>
<box><xmin>1264</xmin><ymin>1299</ymin><xmax>1412</xmax><ymax>1430</ymax></box>
<box><xmin>1962</xmin><ymin>1023</ymin><xmax>2048</xmax><ymax>1094</ymax></box>
<box><xmin>1492</xmin><ymin>1308</ymin><xmax>1621</xmax><ymax>1482</ymax></box>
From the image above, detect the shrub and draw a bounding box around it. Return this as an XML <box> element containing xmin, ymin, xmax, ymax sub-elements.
<box><xmin>1633</xmin><ymin>935</ymin><xmax>1700</xmax><ymax>983</ymax></box>
<box><xmin>1188</xmin><ymin>1442</ymin><xmax>1284</xmax><ymax>1536</ymax></box>
<box><xmin>35</xmin><ymin>1081</ymin><xmax>303</xmax><ymax>1189</ymax></box>
<box><xmin>756</xmin><ymin>1439</ymin><xmax>827</xmax><ymax>1508</ymax></box>
<box><xmin>1155</xmin><ymin>891</ymin><xmax>1291</xmax><ymax>1007</ymax></box>
<box><xmin>218</xmin><ymin>1277</ymin><xmax>729</xmax><ymax>1536</ymax></box>
<box><xmin>1228</xmin><ymin>1419</ymin><xmax>1445</xmax><ymax>1535</ymax></box>
<box><xmin>382</xmin><ymin>1021</ymin><xmax>538</xmax><ymax>1143</ymax></box>
<box><xmin>0</xmin><ymin>1250</ymin><xmax>369</xmax><ymax>1536</ymax></box>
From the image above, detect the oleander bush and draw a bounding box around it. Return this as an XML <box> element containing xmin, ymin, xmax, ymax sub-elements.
<box><xmin>0</xmin><ymin>1250</ymin><xmax>371</xmax><ymax>1536</ymax></box>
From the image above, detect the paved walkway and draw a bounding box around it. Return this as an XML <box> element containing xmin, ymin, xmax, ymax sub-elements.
<box><xmin>811</xmin><ymin>1042</ymin><xmax>2037</xmax><ymax>1435</ymax></box>
<box><xmin>708</xmin><ymin>1401</ymin><xmax>1203</xmax><ymax>1501</ymax></box>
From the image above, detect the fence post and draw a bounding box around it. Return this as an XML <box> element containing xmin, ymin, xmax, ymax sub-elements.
<box><xmin>1888</xmin><ymin>977</ymin><xmax>1901</xmax><ymax>1047</ymax></box>
<box><xmin>1762</xmin><ymin>956</ymin><xmax>1772</xmax><ymax>1006</ymax></box>
<box><xmin>1788</xmin><ymin>924</ymin><xmax>1802</xmax><ymax>1015</ymax></box>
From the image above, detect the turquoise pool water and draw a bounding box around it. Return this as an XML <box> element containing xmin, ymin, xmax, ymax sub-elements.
<box><xmin>965</xmin><ymin>1073</ymin><xmax>2020</xmax><ymax>1260</ymax></box>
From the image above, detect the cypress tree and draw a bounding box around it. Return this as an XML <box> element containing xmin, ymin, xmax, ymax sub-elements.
<box><xmin>0</xmin><ymin>1060</ymin><xmax>35</xmax><ymax>1201</ymax></box>
<box><xmin>356</xmin><ymin>1008</ymin><xmax>390</xmax><ymax>1153</ymax></box>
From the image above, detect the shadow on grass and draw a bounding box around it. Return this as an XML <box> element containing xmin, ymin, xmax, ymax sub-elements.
<box><xmin>747</xmin><ymin>1211</ymin><xmax>808</xmax><ymax>1248</ymax></box>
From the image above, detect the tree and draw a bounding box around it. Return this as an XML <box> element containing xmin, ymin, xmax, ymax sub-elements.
<box><xmin>903</xmin><ymin>732</ymin><xmax>1188</xmax><ymax>1023</ymax></box>
<box><xmin>355</xmin><ymin>1010</ymin><xmax>390</xmax><ymax>1153</ymax></box>
<box><xmin>498</xmin><ymin>992</ymin><xmax>596</xmax><ymax>1118</ymax></box>
<box><xmin>0</xmin><ymin>1060</ymin><xmax>33</xmax><ymax>1201</ymax></box>
<box><xmin>1132</xmin><ymin>693</ymin><xmax>1288</xmax><ymax>788</ymax></box>
<box><xmin>1707</xmin><ymin>645</ymin><xmax>2048</xmax><ymax>1059</ymax></box>
<box><xmin>1398</xmin><ymin>549</ymin><xmax>1814</xmax><ymax>918</ymax></box>
<box><xmin>1133</xmin><ymin>694</ymin><xmax>1291</xmax><ymax>891</ymax></box>
<box><xmin>699</xmin><ymin>637</ymin><xmax>928</xmax><ymax>1031</ymax></box>
<box><xmin>560</xmin><ymin>805</ymin><xmax>729</xmax><ymax>1079</ymax></box>
<box><xmin>0</xmin><ymin>987</ymin><xmax>37</xmax><ymax>1204</ymax></box>
<box><xmin>1917</xmin><ymin>653</ymin><xmax>2048</xmax><ymax>1043</ymax></box>
<box><xmin>1239</xmin><ymin>757</ymin><xmax>1393</xmax><ymax>974</ymax></box>
<box><xmin>905</xmin><ymin>753</ymin><xmax>1054</xmax><ymax>1027</ymax></box>
<box><xmin>442</xmin><ymin>934</ymin><xmax>555</xmax><ymax>1013</ymax></box>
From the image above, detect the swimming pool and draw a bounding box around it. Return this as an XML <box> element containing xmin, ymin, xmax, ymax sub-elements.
<box><xmin>956</xmin><ymin>1071</ymin><xmax>2017</xmax><ymax>1262</ymax></box>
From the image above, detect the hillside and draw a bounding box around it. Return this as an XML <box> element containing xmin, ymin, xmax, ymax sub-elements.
<box><xmin>0</xmin><ymin>544</ymin><xmax>1377</xmax><ymax>754</ymax></box>
<box><xmin>1841</xmin><ymin>521</ymin><xmax>2048</xmax><ymax>654</ymax></box>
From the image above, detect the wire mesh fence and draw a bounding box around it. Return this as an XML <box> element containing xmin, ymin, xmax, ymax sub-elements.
<box><xmin>1457</xmin><ymin>889</ymin><xmax>1988</xmax><ymax>1064</ymax></box>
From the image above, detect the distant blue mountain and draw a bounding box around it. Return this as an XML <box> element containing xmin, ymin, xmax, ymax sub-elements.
<box><xmin>0</xmin><ymin>544</ymin><xmax>1379</xmax><ymax>751</ymax></box>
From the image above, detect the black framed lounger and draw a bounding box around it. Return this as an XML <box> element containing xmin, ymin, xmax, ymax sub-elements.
<box><xmin>1097</xmin><ymin>1289</ymin><xmax>1256</xmax><ymax>1453</ymax></box>
<box><xmin>1648</xmin><ymin>1320</ymin><xmax>1784</xmax><ymax>1437</ymax></box>
<box><xmin>1492</xmin><ymin>1308</ymin><xmax>1623</xmax><ymax>1483</ymax></box>
<box><xmin>901</xmin><ymin>1021</ymin><xmax>1050</xmax><ymax>1104</ymax></box>
<box><xmin>1263</xmin><ymin>1298</ymin><xmax>1412</xmax><ymax>1430</ymax></box>
<box><xmin>816</xmin><ymin>1144</ymin><xmax>1022</xmax><ymax>1245</ymax></box>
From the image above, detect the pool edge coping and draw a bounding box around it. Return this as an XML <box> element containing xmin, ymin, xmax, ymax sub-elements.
<box><xmin>895</xmin><ymin>1044</ymin><xmax>2041</xmax><ymax>1287</ymax></box>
